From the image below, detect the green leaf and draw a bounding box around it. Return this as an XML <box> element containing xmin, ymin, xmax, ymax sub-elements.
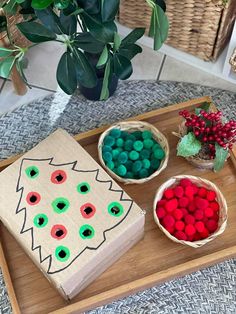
<box><xmin>31</xmin><ymin>0</ymin><xmax>53</xmax><ymax>10</ymax></box>
<box><xmin>113</xmin><ymin>32</ymin><xmax>121</xmax><ymax>52</ymax></box>
<box><xmin>149</xmin><ymin>4</ymin><xmax>169</xmax><ymax>50</ymax></box>
<box><xmin>97</xmin><ymin>46</ymin><xmax>108</xmax><ymax>68</ymax></box>
<box><xmin>74</xmin><ymin>32</ymin><xmax>104</xmax><ymax>53</ymax></box>
<box><xmin>214</xmin><ymin>143</ymin><xmax>228</xmax><ymax>172</ymax></box>
<box><xmin>77</xmin><ymin>0</ymin><xmax>100</xmax><ymax>14</ymax></box>
<box><xmin>155</xmin><ymin>0</ymin><xmax>166</xmax><ymax>12</ymax></box>
<box><xmin>35</xmin><ymin>8</ymin><xmax>63</xmax><ymax>34</ymax></box>
<box><xmin>0</xmin><ymin>56</ymin><xmax>15</xmax><ymax>78</ymax></box>
<box><xmin>121</xmin><ymin>28</ymin><xmax>145</xmax><ymax>47</ymax></box>
<box><xmin>82</xmin><ymin>12</ymin><xmax>117</xmax><ymax>43</ymax></box>
<box><xmin>113</xmin><ymin>54</ymin><xmax>133</xmax><ymax>80</ymax></box>
<box><xmin>17</xmin><ymin>21</ymin><xmax>56</xmax><ymax>42</ymax></box>
<box><xmin>101</xmin><ymin>0</ymin><xmax>119</xmax><ymax>22</ymax></box>
<box><xmin>72</xmin><ymin>48</ymin><xmax>97</xmax><ymax>88</ymax></box>
<box><xmin>3</xmin><ymin>0</ymin><xmax>17</xmax><ymax>14</ymax></box>
<box><xmin>0</xmin><ymin>47</ymin><xmax>14</xmax><ymax>58</ymax></box>
<box><xmin>177</xmin><ymin>132</ymin><xmax>201</xmax><ymax>157</ymax></box>
<box><xmin>56</xmin><ymin>51</ymin><xmax>77</xmax><ymax>95</ymax></box>
<box><xmin>100</xmin><ymin>58</ymin><xmax>111</xmax><ymax>100</ymax></box>
<box><xmin>59</xmin><ymin>12</ymin><xmax>77</xmax><ymax>35</ymax></box>
<box><xmin>195</xmin><ymin>102</ymin><xmax>211</xmax><ymax>115</ymax></box>
<box><xmin>54</xmin><ymin>0</ymin><xmax>70</xmax><ymax>9</ymax></box>
<box><xmin>119</xmin><ymin>44</ymin><xmax>142</xmax><ymax>60</ymax></box>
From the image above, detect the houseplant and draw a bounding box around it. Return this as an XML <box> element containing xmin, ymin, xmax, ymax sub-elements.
<box><xmin>0</xmin><ymin>0</ymin><xmax>169</xmax><ymax>100</ymax></box>
<box><xmin>175</xmin><ymin>103</ymin><xmax>236</xmax><ymax>172</ymax></box>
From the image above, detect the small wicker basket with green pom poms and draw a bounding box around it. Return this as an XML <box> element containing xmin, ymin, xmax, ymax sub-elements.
<box><xmin>98</xmin><ymin>121</ymin><xmax>169</xmax><ymax>184</ymax></box>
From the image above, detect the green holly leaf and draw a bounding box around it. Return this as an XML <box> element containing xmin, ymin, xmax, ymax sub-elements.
<box><xmin>195</xmin><ymin>102</ymin><xmax>211</xmax><ymax>115</ymax></box>
<box><xmin>214</xmin><ymin>143</ymin><xmax>228</xmax><ymax>172</ymax></box>
<box><xmin>177</xmin><ymin>132</ymin><xmax>201</xmax><ymax>157</ymax></box>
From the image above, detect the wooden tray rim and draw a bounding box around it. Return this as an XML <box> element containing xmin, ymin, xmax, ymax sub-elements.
<box><xmin>1</xmin><ymin>95</ymin><xmax>236</xmax><ymax>314</ymax></box>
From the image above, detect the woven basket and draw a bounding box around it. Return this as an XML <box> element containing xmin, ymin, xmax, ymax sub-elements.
<box><xmin>98</xmin><ymin>121</ymin><xmax>169</xmax><ymax>184</ymax></box>
<box><xmin>153</xmin><ymin>175</ymin><xmax>228</xmax><ymax>248</ymax></box>
<box><xmin>119</xmin><ymin>0</ymin><xmax>236</xmax><ymax>61</ymax></box>
<box><xmin>229</xmin><ymin>47</ymin><xmax>236</xmax><ymax>72</ymax></box>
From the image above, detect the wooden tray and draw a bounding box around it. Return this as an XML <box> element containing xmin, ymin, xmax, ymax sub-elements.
<box><xmin>1</xmin><ymin>96</ymin><xmax>236</xmax><ymax>314</ymax></box>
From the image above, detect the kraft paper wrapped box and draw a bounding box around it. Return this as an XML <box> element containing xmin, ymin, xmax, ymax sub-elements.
<box><xmin>0</xmin><ymin>129</ymin><xmax>145</xmax><ymax>299</ymax></box>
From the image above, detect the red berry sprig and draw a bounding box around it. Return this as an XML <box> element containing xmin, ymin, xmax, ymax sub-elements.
<box><xmin>179</xmin><ymin>109</ymin><xmax>236</xmax><ymax>159</ymax></box>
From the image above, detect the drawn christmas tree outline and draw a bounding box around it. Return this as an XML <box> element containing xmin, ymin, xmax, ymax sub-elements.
<box><xmin>16</xmin><ymin>157</ymin><xmax>133</xmax><ymax>274</ymax></box>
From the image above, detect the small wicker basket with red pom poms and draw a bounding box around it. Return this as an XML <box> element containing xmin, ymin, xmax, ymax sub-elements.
<box><xmin>153</xmin><ymin>175</ymin><xmax>228</xmax><ymax>248</ymax></box>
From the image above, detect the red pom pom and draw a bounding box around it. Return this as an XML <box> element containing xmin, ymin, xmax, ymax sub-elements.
<box><xmin>212</xmin><ymin>212</ymin><xmax>219</xmax><ymax>221</ymax></box>
<box><xmin>174</xmin><ymin>186</ymin><xmax>184</xmax><ymax>198</ymax></box>
<box><xmin>157</xmin><ymin>199</ymin><xmax>166</xmax><ymax>207</ymax></box>
<box><xmin>164</xmin><ymin>188</ymin><xmax>174</xmax><ymax>199</ymax></box>
<box><xmin>175</xmin><ymin>220</ymin><xmax>185</xmax><ymax>231</ymax></box>
<box><xmin>193</xmin><ymin>233</ymin><xmax>202</xmax><ymax>241</ymax></box>
<box><xmin>185</xmin><ymin>224</ymin><xmax>196</xmax><ymax>236</ymax></box>
<box><xmin>180</xmin><ymin>207</ymin><xmax>188</xmax><ymax>217</ymax></box>
<box><xmin>206</xmin><ymin>219</ymin><xmax>218</xmax><ymax>233</ymax></box>
<box><xmin>195</xmin><ymin>197</ymin><xmax>209</xmax><ymax>210</ymax></box>
<box><xmin>165</xmin><ymin>198</ymin><xmax>178</xmax><ymax>212</ymax></box>
<box><xmin>188</xmin><ymin>201</ymin><xmax>196</xmax><ymax>212</ymax></box>
<box><xmin>192</xmin><ymin>184</ymin><xmax>199</xmax><ymax>195</ymax></box>
<box><xmin>206</xmin><ymin>190</ymin><xmax>216</xmax><ymax>201</ymax></box>
<box><xmin>180</xmin><ymin>178</ymin><xmax>192</xmax><ymax>187</ymax></box>
<box><xmin>195</xmin><ymin>221</ymin><xmax>205</xmax><ymax>233</ymax></box>
<box><xmin>174</xmin><ymin>231</ymin><xmax>187</xmax><ymax>241</ymax></box>
<box><xmin>163</xmin><ymin>215</ymin><xmax>175</xmax><ymax>228</ymax></box>
<box><xmin>156</xmin><ymin>207</ymin><xmax>166</xmax><ymax>219</ymax></box>
<box><xmin>173</xmin><ymin>208</ymin><xmax>183</xmax><ymax>220</ymax></box>
<box><xmin>199</xmin><ymin>228</ymin><xmax>209</xmax><ymax>239</ymax></box>
<box><xmin>204</xmin><ymin>207</ymin><xmax>214</xmax><ymax>218</ymax></box>
<box><xmin>179</xmin><ymin>197</ymin><xmax>189</xmax><ymax>208</ymax></box>
<box><xmin>194</xmin><ymin>209</ymin><xmax>204</xmax><ymax>220</ymax></box>
<box><xmin>185</xmin><ymin>214</ymin><xmax>195</xmax><ymax>225</ymax></box>
<box><xmin>198</xmin><ymin>187</ymin><xmax>207</xmax><ymax>198</ymax></box>
<box><xmin>209</xmin><ymin>201</ymin><xmax>219</xmax><ymax>211</ymax></box>
<box><xmin>185</xmin><ymin>186</ymin><xmax>195</xmax><ymax>199</ymax></box>
<box><xmin>165</xmin><ymin>226</ymin><xmax>175</xmax><ymax>234</ymax></box>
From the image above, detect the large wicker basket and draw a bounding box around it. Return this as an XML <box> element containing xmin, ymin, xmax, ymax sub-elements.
<box><xmin>119</xmin><ymin>0</ymin><xmax>236</xmax><ymax>61</ymax></box>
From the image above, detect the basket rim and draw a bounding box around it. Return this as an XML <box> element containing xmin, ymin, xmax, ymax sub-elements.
<box><xmin>98</xmin><ymin>121</ymin><xmax>170</xmax><ymax>185</ymax></box>
<box><xmin>153</xmin><ymin>174</ymin><xmax>228</xmax><ymax>248</ymax></box>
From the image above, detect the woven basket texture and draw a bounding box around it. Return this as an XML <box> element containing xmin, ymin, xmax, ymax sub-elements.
<box><xmin>98</xmin><ymin>121</ymin><xmax>169</xmax><ymax>185</ymax></box>
<box><xmin>119</xmin><ymin>0</ymin><xmax>236</xmax><ymax>61</ymax></box>
<box><xmin>153</xmin><ymin>175</ymin><xmax>228</xmax><ymax>248</ymax></box>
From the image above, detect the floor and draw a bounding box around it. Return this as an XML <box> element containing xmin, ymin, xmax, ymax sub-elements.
<box><xmin>0</xmin><ymin>43</ymin><xmax>235</xmax><ymax>114</ymax></box>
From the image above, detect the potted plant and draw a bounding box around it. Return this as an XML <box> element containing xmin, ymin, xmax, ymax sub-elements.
<box><xmin>0</xmin><ymin>0</ymin><xmax>169</xmax><ymax>100</ymax></box>
<box><xmin>175</xmin><ymin>103</ymin><xmax>236</xmax><ymax>172</ymax></box>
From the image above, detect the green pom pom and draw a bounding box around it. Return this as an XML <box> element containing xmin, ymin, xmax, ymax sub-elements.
<box><xmin>117</xmin><ymin>165</ymin><xmax>127</xmax><ymax>177</ymax></box>
<box><xmin>142</xmin><ymin>159</ymin><xmax>151</xmax><ymax>169</ymax></box>
<box><xmin>133</xmin><ymin>131</ymin><xmax>142</xmax><ymax>140</ymax></box>
<box><xmin>132</xmin><ymin>161</ymin><xmax>142</xmax><ymax>173</ymax></box>
<box><xmin>124</xmin><ymin>140</ymin><xmax>134</xmax><ymax>151</ymax></box>
<box><xmin>133</xmin><ymin>140</ymin><xmax>144</xmax><ymax>152</ymax></box>
<box><xmin>154</xmin><ymin>148</ymin><xmax>165</xmax><ymax>160</ymax></box>
<box><xmin>116</xmin><ymin>138</ymin><xmax>124</xmax><ymax>147</ymax></box>
<box><xmin>152</xmin><ymin>143</ymin><xmax>161</xmax><ymax>151</ymax></box>
<box><xmin>112</xmin><ymin>149</ymin><xmax>120</xmax><ymax>160</ymax></box>
<box><xmin>120</xmin><ymin>131</ymin><xmax>128</xmax><ymax>139</ymax></box>
<box><xmin>126</xmin><ymin>134</ymin><xmax>136</xmax><ymax>142</ymax></box>
<box><xmin>118</xmin><ymin>152</ymin><xmax>128</xmax><ymax>164</ymax></box>
<box><xmin>104</xmin><ymin>135</ymin><xmax>115</xmax><ymax>147</ymax></box>
<box><xmin>139</xmin><ymin>149</ymin><xmax>151</xmax><ymax>160</ymax></box>
<box><xmin>150</xmin><ymin>158</ymin><xmax>161</xmax><ymax>170</ymax></box>
<box><xmin>142</xmin><ymin>130</ymin><xmax>152</xmax><ymax>140</ymax></box>
<box><xmin>102</xmin><ymin>145</ymin><xmax>112</xmax><ymax>153</ymax></box>
<box><xmin>126</xmin><ymin>171</ymin><xmax>134</xmax><ymax>179</ymax></box>
<box><xmin>143</xmin><ymin>139</ymin><xmax>154</xmax><ymax>149</ymax></box>
<box><xmin>139</xmin><ymin>168</ymin><xmax>149</xmax><ymax>178</ymax></box>
<box><xmin>106</xmin><ymin>161</ymin><xmax>115</xmax><ymax>170</ymax></box>
<box><xmin>124</xmin><ymin>160</ymin><xmax>133</xmax><ymax>171</ymax></box>
<box><xmin>129</xmin><ymin>150</ymin><xmax>139</xmax><ymax>161</ymax></box>
<box><xmin>103</xmin><ymin>152</ymin><xmax>112</xmax><ymax>163</ymax></box>
<box><xmin>110</xmin><ymin>128</ymin><xmax>121</xmax><ymax>138</ymax></box>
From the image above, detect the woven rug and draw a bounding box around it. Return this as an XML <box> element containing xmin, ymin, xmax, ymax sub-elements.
<box><xmin>0</xmin><ymin>80</ymin><xmax>236</xmax><ymax>313</ymax></box>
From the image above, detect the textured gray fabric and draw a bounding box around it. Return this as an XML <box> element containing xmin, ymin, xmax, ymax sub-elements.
<box><xmin>0</xmin><ymin>80</ymin><xmax>235</xmax><ymax>314</ymax></box>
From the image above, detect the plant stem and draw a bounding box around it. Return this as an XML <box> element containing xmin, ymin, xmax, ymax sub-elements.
<box><xmin>77</xmin><ymin>17</ymin><xmax>85</xmax><ymax>32</ymax></box>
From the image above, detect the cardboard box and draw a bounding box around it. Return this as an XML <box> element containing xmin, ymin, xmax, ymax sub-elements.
<box><xmin>0</xmin><ymin>129</ymin><xmax>145</xmax><ymax>299</ymax></box>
